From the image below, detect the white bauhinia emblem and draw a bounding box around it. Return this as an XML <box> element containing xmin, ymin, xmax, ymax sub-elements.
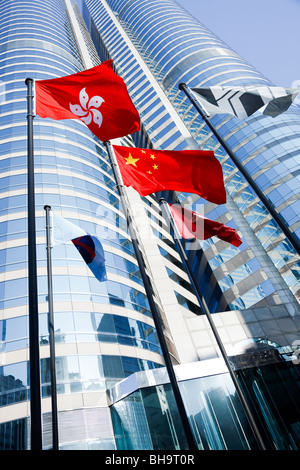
<box><xmin>70</xmin><ymin>88</ymin><xmax>104</xmax><ymax>126</ymax></box>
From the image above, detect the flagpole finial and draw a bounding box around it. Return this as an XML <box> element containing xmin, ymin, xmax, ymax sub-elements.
<box><xmin>179</xmin><ymin>82</ymin><xmax>187</xmax><ymax>90</ymax></box>
<box><xmin>44</xmin><ymin>205</ymin><xmax>51</xmax><ymax>211</ymax></box>
<box><xmin>25</xmin><ymin>77</ymin><xmax>33</xmax><ymax>85</ymax></box>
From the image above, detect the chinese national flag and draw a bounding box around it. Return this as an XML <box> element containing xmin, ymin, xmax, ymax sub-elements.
<box><xmin>113</xmin><ymin>145</ymin><xmax>226</xmax><ymax>204</ymax></box>
<box><xmin>34</xmin><ymin>60</ymin><xmax>140</xmax><ymax>141</ymax></box>
<box><xmin>169</xmin><ymin>204</ymin><xmax>242</xmax><ymax>246</ymax></box>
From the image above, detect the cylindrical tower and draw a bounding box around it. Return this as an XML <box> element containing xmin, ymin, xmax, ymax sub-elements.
<box><xmin>84</xmin><ymin>0</ymin><xmax>300</xmax><ymax>314</ymax></box>
<box><xmin>0</xmin><ymin>0</ymin><xmax>174</xmax><ymax>449</ymax></box>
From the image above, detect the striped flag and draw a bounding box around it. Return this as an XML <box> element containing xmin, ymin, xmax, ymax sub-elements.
<box><xmin>191</xmin><ymin>85</ymin><xmax>299</xmax><ymax>119</ymax></box>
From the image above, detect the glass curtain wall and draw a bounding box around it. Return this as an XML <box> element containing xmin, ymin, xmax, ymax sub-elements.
<box><xmin>0</xmin><ymin>0</ymin><xmax>165</xmax><ymax>450</ymax></box>
<box><xmin>1</xmin><ymin>0</ymin><xmax>300</xmax><ymax>450</ymax></box>
<box><xmin>110</xmin><ymin>375</ymin><xmax>257</xmax><ymax>451</ymax></box>
<box><xmin>80</xmin><ymin>0</ymin><xmax>210</xmax><ymax>317</ymax></box>
<box><xmin>110</xmin><ymin>360</ymin><xmax>300</xmax><ymax>451</ymax></box>
<box><xmin>84</xmin><ymin>0</ymin><xmax>300</xmax><ymax>313</ymax></box>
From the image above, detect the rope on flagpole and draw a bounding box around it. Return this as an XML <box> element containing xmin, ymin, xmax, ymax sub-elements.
<box><xmin>179</xmin><ymin>83</ymin><xmax>300</xmax><ymax>257</ymax></box>
<box><xmin>103</xmin><ymin>140</ymin><xmax>198</xmax><ymax>451</ymax></box>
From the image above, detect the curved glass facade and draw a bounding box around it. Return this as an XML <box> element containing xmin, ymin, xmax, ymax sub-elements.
<box><xmin>1</xmin><ymin>0</ymin><xmax>300</xmax><ymax>451</ymax></box>
<box><xmin>0</xmin><ymin>0</ymin><xmax>170</xmax><ymax>450</ymax></box>
<box><xmin>85</xmin><ymin>0</ymin><xmax>300</xmax><ymax>314</ymax></box>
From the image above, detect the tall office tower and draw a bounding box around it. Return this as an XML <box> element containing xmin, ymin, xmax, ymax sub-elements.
<box><xmin>0</xmin><ymin>0</ymin><xmax>180</xmax><ymax>450</ymax></box>
<box><xmin>1</xmin><ymin>0</ymin><xmax>300</xmax><ymax>451</ymax></box>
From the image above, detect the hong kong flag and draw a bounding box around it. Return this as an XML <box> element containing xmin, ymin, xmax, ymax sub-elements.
<box><xmin>34</xmin><ymin>60</ymin><xmax>140</xmax><ymax>141</ymax></box>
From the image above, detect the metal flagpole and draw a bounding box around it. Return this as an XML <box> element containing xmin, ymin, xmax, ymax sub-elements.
<box><xmin>103</xmin><ymin>140</ymin><xmax>198</xmax><ymax>451</ymax></box>
<box><xmin>179</xmin><ymin>83</ymin><xmax>300</xmax><ymax>257</ymax></box>
<box><xmin>44</xmin><ymin>205</ymin><xmax>59</xmax><ymax>450</ymax></box>
<box><xmin>25</xmin><ymin>78</ymin><xmax>43</xmax><ymax>450</ymax></box>
<box><xmin>159</xmin><ymin>197</ymin><xmax>267</xmax><ymax>450</ymax></box>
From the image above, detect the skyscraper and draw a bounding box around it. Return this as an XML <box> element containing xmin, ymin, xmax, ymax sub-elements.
<box><xmin>0</xmin><ymin>0</ymin><xmax>299</xmax><ymax>450</ymax></box>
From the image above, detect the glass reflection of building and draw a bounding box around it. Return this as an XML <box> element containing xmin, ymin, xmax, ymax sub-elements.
<box><xmin>1</xmin><ymin>0</ymin><xmax>300</xmax><ymax>451</ymax></box>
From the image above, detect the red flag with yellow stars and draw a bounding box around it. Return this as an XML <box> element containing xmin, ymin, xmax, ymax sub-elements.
<box><xmin>112</xmin><ymin>145</ymin><xmax>226</xmax><ymax>204</ymax></box>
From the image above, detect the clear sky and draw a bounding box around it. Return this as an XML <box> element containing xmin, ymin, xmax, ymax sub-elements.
<box><xmin>175</xmin><ymin>0</ymin><xmax>300</xmax><ymax>88</ymax></box>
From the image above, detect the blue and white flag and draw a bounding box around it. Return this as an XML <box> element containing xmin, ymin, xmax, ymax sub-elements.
<box><xmin>191</xmin><ymin>85</ymin><xmax>299</xmax><ymax>119</ymax></box>
<box><xmin>52</xmin><ymin>212</ymin><xmax>107</xmax><ymax>282</ymax></box>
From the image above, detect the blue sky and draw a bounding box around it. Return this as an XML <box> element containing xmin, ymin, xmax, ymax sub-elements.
<box><xmin>175</xmin><ymin>0</ymin><xmax>300</xmax><ymax>87</ymax></box>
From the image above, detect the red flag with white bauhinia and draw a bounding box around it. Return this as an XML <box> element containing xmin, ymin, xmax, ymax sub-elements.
<box><xmin>34</xmin><ymin>60</ymin><xmax>140</xmax><ymax>141</ymax></box>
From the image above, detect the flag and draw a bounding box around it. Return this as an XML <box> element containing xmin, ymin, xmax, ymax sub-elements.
<box><xmin>72</xmin><ymin>235</ymin><xmax>107</xmax><ymax>282</ymax></box>
<box><xmin>52</xmin><ymin>213</ymin><xmax>107</xmax><ymax>282</ymax></box>
<box><xmin>35</xmin><ymin>60</ymin><xmax>140</xmax><ymax>141</ymax></box>
<box><xmin>52</xmin><ymin>212</ymin><xmax>86</xmax><ymax>245</ymax></box>
<box><xmin>169</xmin><ymin>204</ymin><xmax>242</xmax><ymax>247</ymax></box>
<box><xmin>191</xmin><ymin>85</ymin><xmax>299</xmax><ymax>119</ymax></box>
<box><xmin>112</xmin><ymin>145</ymin><xmax>226</xmax><ymax>204</ymax></box>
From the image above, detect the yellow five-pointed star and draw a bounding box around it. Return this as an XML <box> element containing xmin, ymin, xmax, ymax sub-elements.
<box><xmin>124</xmin><ymin>153</ymin><xmax>139</xmax><ymax>167</ymax></box>
<box><xmin>150</xmin><ymin>154</ymin><xmax>156</xmax><ymax>160</ymax></box>
<box><xmin>153</xmin><ymin>164</ymin><xmax>158</xmax><ymax>170</ymax></box>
